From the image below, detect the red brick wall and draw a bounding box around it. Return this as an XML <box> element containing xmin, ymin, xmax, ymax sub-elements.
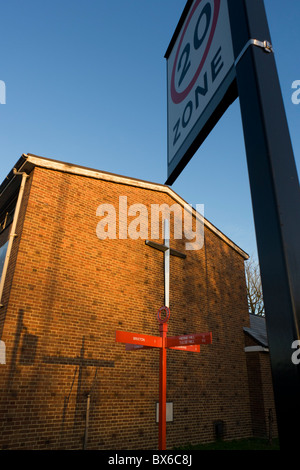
<box><xmin>0</xmin><ymin>166</ymin><xmax>252</xmax><ymax>449</ymax></box>
<box><xmin>244</xmin><ymin>334</ymin><xmax>278</xmax><ymax>439</ymax></box>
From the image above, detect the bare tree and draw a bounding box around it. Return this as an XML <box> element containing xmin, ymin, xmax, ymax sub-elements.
<box><xmin>245</xmin><ymin>257</ymin><xmax>265</xmax><ymax>316</ymax></box>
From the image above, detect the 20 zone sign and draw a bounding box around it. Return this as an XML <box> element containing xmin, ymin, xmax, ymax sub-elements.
<box><xmin>165</xmin><ymin>0</ymin><xmax>236</xmax><ymax>184</ymax></box>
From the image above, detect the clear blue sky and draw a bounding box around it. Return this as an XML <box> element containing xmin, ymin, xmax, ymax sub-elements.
<box><xmin>1</xmin><ymin>0</ymin><xmax>299</xmax><ymax>260</ymax></box>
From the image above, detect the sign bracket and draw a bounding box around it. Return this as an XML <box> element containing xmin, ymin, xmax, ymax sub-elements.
<box><xmin>234</xmin><ymin>38</ymin><xmax>273</xmax><ymax>67</ymax></box>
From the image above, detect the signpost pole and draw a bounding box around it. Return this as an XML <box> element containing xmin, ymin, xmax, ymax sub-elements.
<box><xmin>116</xmin><ymin>305</ymin><xmax>212</xmax><ymax>450</ymax></box>
<box><xmin>159</xmin><ymin>322</ymin><xmax>168</xmax><ymax>451</ymax></box>
<box><xmin>227</xmin><ymin>0</ymin><xmax>300</xmax><ymax>450</ymax></box>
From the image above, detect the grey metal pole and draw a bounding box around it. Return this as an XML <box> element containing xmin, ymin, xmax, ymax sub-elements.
<box><xmin>227</xmin><ymin>0</ymin><xmax>300</xmax><ymax>450</ymax></box>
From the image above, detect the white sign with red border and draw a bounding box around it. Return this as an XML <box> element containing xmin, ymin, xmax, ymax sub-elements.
<box><xmin>166</xmin><ymin>0</ymin><xmax>236</xmax><ymax>182</ymax></box>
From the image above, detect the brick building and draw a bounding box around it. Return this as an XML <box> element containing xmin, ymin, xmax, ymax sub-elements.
<box><xmin>0</xmin><ymin>153</ymin><xmax>277</xmax><ymax>449</ymax></box>
<box><xmin>244</xmin><ymin>314</ymin><xmax>278</xmax><ymax>441</ymax></box>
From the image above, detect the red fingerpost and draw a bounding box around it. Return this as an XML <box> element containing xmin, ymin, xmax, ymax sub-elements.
<box><xmin>157</xmin><ymin>307</ymin><xmax>170</xmax><ymax>451</ymax></box>
<box><xmin>115</xmin><ymin>306</ymin><xmax>212</xmax><ymax>451</ymax></box>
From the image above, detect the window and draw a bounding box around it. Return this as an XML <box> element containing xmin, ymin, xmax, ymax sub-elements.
<box><xmin>0</xmin><ymin>241</ymin><xmax>9</xmax><ymax>282</ymax></box>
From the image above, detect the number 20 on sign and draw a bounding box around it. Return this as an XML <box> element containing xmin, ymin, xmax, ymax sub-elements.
<box><xmin>166</xmin><ymin>0</ymin><xmax>235</xmax><ymax>184</ymax></box>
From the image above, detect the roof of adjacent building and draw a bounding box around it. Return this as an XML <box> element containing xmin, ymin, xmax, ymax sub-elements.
<box><xmin>244</xmin><ymin>313</ymin><xmax>268</xmax><ymax>347</ymax></box>
<box><xmin>0</xmin><ymin>153</ymin><xmax>249</xmax><ymax>259</ymax></box>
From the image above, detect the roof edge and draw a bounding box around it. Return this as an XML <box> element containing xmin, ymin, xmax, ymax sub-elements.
<box><xmin>165</xmin><ymin>0</ymin><xmax>193</xmax><ymax>59</ymax></box>
<box><xmin>1</xmin><ymin>153</ymin><xmax>249</xmax><ymax>260</ymax></box>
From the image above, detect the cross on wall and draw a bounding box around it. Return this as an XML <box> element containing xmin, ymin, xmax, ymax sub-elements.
<box><xmin>145</xmin><ymin>219</ymin><xmax>186</xmax><ymax>307</ymax></box>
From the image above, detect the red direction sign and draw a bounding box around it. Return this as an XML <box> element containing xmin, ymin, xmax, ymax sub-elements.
<box><xmin>116</xmin><ymin>331</ymin><xmax>162</xmax><ymax>348</ymax></box>
<box><xmin>116</xmin><ymin>310</ymin><xmax>212</xmax><ymax>452</ymax></box>
<box><xmin>125</xmin><ymin>344</ymin><xmax>152</xmax><ymax>351</ymax></box>
<box><xmin>166</xmin><ymin>332</ymin><xmax>212</xmax><ymax>348</ymax></box>
<box><xmin>125</xmin><ymin>343</ymin><xmax>201</xmax><ymax>353</ymax></box>
<box><xmin>168</xmin><ymin>344</ymin><xmax>200</xmax><ymax>353</ymax></box>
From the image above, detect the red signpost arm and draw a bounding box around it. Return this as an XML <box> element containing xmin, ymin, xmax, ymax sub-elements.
<box><xmin>125</xmin><ymin>344</ymin><xmax>152</xmax><ymax>351</ymax></box>
<box><xmin>168</xmin><ymin>345</ymin><xmax>200</xmax><ymax>352</ymax></box>
<box><xmin>115</xmin><ymin>309</ymin><xmax>212</xmax><ymax>452</ymax></box>
<box><xmin>115</xmin><ymin>331</ymin><xmax>162</xmax><ymax>348</ymax></box>
<box><xmin>166</xmin><ymin>332</ymin><xmax>212</xmax><ymax>348</ymax></box>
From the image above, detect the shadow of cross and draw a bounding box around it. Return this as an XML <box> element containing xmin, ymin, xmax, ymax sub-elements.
<box><xmin>43</xmin><ymin>336</ymin><xmax>114</xmax><ymax>445</ymax></box>
<box><xmin>146</xmin><ymin>219</ymin><xmax>186</xmax><ymax>307</ymax></box>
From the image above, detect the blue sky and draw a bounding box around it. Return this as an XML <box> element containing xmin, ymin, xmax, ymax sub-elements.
<box><xmin>0</xmin><ymin>0</ymin><xmax>299</xmax><ymax>260</ymax></box>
